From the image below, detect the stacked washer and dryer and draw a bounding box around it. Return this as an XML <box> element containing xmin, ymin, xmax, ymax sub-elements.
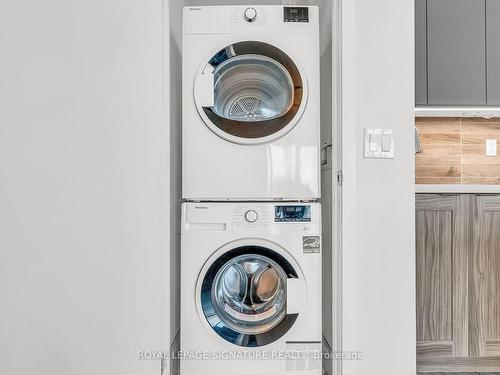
<box><xmin>181</xmin><ymin>5</ymin><xmax>322</xmax><ymax>375</ymax></box>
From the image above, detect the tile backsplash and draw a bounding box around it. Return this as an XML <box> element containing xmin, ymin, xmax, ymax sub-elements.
<box><xmin>416</xmin><ymin>117</ymin><xmax>500</xmax><ymax>185</ymax></box>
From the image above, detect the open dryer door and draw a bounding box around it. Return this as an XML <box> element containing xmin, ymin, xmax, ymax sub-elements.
<box><xmin>193</xmin><ymin>41</ymin><xmax>308</xmax><ymax>145</ymax></box>
<box><xmin>198</xmin><ymin>243</ymin><xmax>306</xmax><ymax>347</ymax></box>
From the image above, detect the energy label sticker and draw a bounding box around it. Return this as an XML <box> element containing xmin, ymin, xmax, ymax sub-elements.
<box><xmin>302</xmin><ymin>236</ymin><xmax>320</xmax><ymax>254</ymax></box>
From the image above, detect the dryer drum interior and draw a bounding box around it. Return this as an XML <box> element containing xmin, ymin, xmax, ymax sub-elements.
<box><xmin>212</xmin><ymin>55</ymin><xmax>294</xmax><ymax>122</ymax></box>
<box><xmin>199</xmin><ymin>41</ymin><xmax>305</xmax><ymax>140</ymax></box>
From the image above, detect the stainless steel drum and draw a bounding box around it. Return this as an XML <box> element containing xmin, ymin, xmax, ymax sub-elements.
<box><xmin>211</xmin><ymin>254</ymin><xmax>288</xmax><ymax>335</ymax></box>
<box><xmin>212</xmin><ymin>55</ymin><xmax>294</xmax><ymax>123</ymax></box>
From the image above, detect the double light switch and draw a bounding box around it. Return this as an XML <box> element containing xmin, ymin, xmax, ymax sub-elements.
<box><xmin>364</xmin><ymin>128</ymin><xmax>395</xmax><ymax>159</ymax></box>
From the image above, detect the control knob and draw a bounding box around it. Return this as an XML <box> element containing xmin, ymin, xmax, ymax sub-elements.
<box><xmin>245</xmin><ymin>210</ymin><xmax>258</xmax><ymax>223</ymax></box>
<box><xmin>244</xmin><ymin>7</ymin><xmax>257</xmax><ymax>22</ymax></box>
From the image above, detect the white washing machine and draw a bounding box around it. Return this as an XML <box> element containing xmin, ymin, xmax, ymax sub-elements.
<box><xmin>182</xmin><ymin>5</ymin><xmax>320</xmax><ymax>201</ymax></box>
<box><xmin>181</xmin><ymin>202</ymin><xmax>322</xmax><ymax>375</ymax></box>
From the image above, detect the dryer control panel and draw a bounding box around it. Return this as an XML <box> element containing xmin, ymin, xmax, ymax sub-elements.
<box><xmin>183</xmin><ymin>6</ymin><xmax>318</xmax><ymax>35</ymax></box>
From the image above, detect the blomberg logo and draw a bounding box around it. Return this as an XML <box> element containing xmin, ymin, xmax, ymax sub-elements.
<box><xmin>302</xmin><ymin>236</ymin><xmax>320</xmax><ymax>253</ymax></box>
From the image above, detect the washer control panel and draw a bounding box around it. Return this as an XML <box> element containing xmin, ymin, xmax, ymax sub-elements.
<box><xmin>284</xmin><ymin>7</ymin><xmax>309</xmax><ymax>23</ymax></box>
<box><xmin>232</xmin><ymin>205</ymin><xmax>313</xmax><ymax>230</ymax></box>
<box><xmin>275</xmin><ymin>205</ymin><xmax>311</xmax><ymax>222</ymax></box>
<box><xmin>245</xmin><ymin>210</ymin><xmax>258</xmax><ymax>223</ymax></box>
<box><xmin>233</xmin><ymin>206</ymin><xmax>269</xmax><ymax>229</ymax></box>
<box><xmin>183</xmin><ymin>203</ymin><xmax>320</xmax><ymax>234</ymax></box>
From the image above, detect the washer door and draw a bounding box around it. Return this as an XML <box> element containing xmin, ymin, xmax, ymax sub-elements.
<box><xmin>199</xmin><ymin>245</ymin><xmax>305</xmax><ymax>347</ymax></box>
<box><xmin>194</xmin><ymin>41</ymin><xmax>307</xmax><ymax>144</ymax></box>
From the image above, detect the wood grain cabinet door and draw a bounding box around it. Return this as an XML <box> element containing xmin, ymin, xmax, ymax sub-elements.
<box><xmin>416</xmin><ymin>195</ymin><xmax>469</xmax><ymax>364</ymax></box>
<box><xmin>470</xmin><ymin>195</ymin><xmax>500</xmax><ymax>359</ymax></box>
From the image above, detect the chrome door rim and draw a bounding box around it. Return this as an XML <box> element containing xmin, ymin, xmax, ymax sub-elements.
<box><xmin>196</xmin><ymin>239</ymin><xmax>304</xmax><ymax>347</ymax></box>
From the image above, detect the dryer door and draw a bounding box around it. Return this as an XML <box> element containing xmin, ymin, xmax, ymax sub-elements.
<box><xmin>194</xmin><ymin>41</ymin><xmax>308</xmax><ymax>145</ymax></box>
<box><xmin>199</xmin><ymin>244</ymin><xmax>305</xmax><ymax>347</ymax></box>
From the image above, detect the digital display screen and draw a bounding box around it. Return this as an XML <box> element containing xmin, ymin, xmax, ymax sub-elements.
<box><xmin>284</xmin><ymin>7</ymin><xmax>309</xmax><ymax>22</ymax></box>
<box><xmin>275</xmin><ymin>205</ymin><xmax>311</xmax><ymax>222</ymax></box>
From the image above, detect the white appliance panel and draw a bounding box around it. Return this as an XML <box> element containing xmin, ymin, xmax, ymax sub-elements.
<box><xmin>181</xmin><ymin>202</ymin><xmax>322</xmax><ymax>375</ymax></box>
<box><xmin>183</xmin><ymin>5</ymin><xmax>320</xmax><ymax>201</ymax></box>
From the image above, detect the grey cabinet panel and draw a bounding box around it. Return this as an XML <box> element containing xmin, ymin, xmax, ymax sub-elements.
<box><xmin>415</xmin><ymin>0</ymin><xmax>427</xmax><ymax>105</ymax></box>
<box><xmin>427</xmin><ymin>0</ymin><xmax>486</xmax><ymax>105</ymax></box>
<box><xmin>487</xmin><ymin>0</ymin><xmax>500</xmax><ymax>105</ymax></box>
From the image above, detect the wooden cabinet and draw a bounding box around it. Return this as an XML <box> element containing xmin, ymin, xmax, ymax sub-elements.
<box><xmin>470</xmin><ymin>195</ymin><xmax>500</xmax><ymax>357</ymax></box>
<box><xmin>416</xmin><ymin>194</ymin><xmax>500</xmax><ymax>372</ymax></box>
<box><xmin>416</xmin><ymin>195</ymin><xmax>469</xmax><ymax>361</ymax></box>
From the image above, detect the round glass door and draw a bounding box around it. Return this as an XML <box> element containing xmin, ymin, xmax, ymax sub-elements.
<box><xmin>194</xmin><ymin>41</ymin><xmax>307</xmax><ymax>144</ymax></box>
<box><xmin>200</xmin><ymin>245</ymin><xmax>300</xmax><ymax>347</ymax></box>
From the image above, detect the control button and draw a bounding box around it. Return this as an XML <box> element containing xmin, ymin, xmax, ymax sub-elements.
<box><xmin>245</xmin><ymin>210</ymin><xmax>258</xmax><ymax>223</ymax></box>
<box><xmin>244</xmin><ymin>7</ymin><xmax>257</xmax><ymax>22</ymax></box>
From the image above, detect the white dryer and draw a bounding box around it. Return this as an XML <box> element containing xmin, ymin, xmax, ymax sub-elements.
<box><xmin>181</xmin><ymin>202</ymin><xmax>322</xmax><ymax>375</ymax></box>
<box><xmin>182</xmin><ymin>5</ymin><xmax>320</xmax><ymax>201</ymax></box>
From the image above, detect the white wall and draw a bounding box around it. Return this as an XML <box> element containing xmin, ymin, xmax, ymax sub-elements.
<box><xmin>341</xmin><ymin>0</ymin><xmax>416</xmax><ymax>375</ymax></box>
<box><xmin>0</xmin><ymin>1</ymin><xmax>169</xmax><ymax>374</ymax></box>
<box><xmin>0</xmin><ymin>1</ymin><xmax>415</xmax><ymax>374</ymax></box>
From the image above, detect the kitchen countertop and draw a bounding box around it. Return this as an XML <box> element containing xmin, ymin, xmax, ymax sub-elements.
<box><xmin>416</xmin><ymin>184</ymin><xmax>500</xmax><ymax>194</ymax></box>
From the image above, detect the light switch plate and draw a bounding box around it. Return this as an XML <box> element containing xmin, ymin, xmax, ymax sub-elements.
<box><xmin>364</xmin><ymin>128</ymin><xmax>394</xmax><ymax>159</ymax></box>
<box><xmin>486</xmin><ymin>139</ymin><xmax>497</xmax><ymax>156</ymax></box>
